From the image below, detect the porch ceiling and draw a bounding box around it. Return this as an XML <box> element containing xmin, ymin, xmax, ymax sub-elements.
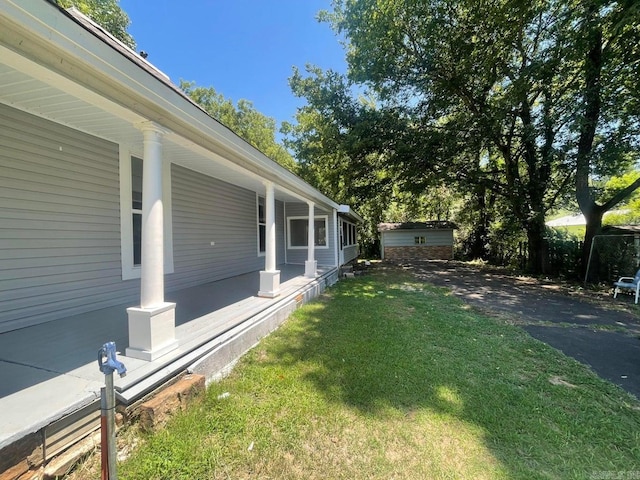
<box><xmin>0</xmin><ymin>49</ymin><xmax>302</xmax><ymax>204</ymax></box>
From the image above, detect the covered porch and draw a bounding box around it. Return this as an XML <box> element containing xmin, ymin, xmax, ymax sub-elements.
<box><xmin>0</xmin><ymin>264</ymin><xmax>337</xmax><ymax>457</ymax></box>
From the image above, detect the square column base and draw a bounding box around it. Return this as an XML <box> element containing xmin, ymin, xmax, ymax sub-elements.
<box><xmin>258</xmin><ymin>270</ymin><xmax>281</xmax><ymax>298</ymax></box>
<box><xmin>126</xmin><ymin>302</ymin><xmax>178</xmax><ymax>361</ymax></box>
<box><xmin>305</xmin><ymin>260</ymin><xmax>318</xmax><ymax>278</ymax></box>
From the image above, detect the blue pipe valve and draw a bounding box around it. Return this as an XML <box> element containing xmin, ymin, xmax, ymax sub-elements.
<box><xmin>98</xmin><ymin>341</ymin><xmax>127</xmax><ymax>377</ymax></box>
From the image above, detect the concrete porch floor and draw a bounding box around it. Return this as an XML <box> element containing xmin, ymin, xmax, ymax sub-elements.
<box><xmin>0</xmin><ymin>264</ymin><xmax>334</xmax><ymax>451</ymax></box>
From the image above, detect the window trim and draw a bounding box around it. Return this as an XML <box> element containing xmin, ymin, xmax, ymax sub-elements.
<box><xmin>414</xmin><ymin>236</ymin><xmax>426</xmax><ymax>245</ymax></box>
<box><xmin>119</xmin><ymin>146</ymin><xmax>174</xmax><ymax>280</ymax></box>
<box><xmin>341</xmin><ymin>220</ymin><xmax>357</xmax><ymax>247</ymax></box>
<box><xmin>287</xmin><ymin>215</ymin><xmax>329</xmax><ymax>250</ymax></box>
<box><xmin>257</xmin><ymin>194</ymin><xmax>266</xmax><ymax>257</ymax></box>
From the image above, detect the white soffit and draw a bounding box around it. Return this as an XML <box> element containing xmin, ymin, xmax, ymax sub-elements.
<box><xmin>0</xmin><ymin>1</ymin><xmax>340</xmax><ymax>208</ymax></box>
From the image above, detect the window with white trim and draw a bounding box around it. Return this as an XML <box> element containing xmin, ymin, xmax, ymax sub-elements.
<box><xmin>287</xmin><ymin>216</ymin><xmax>328</xmax><ymax>249</ymax></box>
<box><xmin>341</xmin><ymin>220</ymin><xmax>357</xmax><ymax>247</ymax></box>
<box><xmin>131</xmin><ymin>156</ymin><xmax>143</xmax><ymax>266</ymax></box>
<box><xmin>414</xmin><ymin>236</ymin><xmax>426</xmax><ymax>245</ymax></box>
<box><xmin>342</xmin><ymin>221</ymin><xmax>347</xmax><ymax>247</ymax></box>
<box><xmin>119</xmin><ymin>148</ymin><xmax>174</xmax><ymax>280</ymax></box>
<box><xmin>257</xmin><ymin>195</ymin><xmax>266</xmax><ymax>255</ymax></box>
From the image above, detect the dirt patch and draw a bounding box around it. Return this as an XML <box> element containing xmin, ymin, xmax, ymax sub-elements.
<box><xmin>548</xmin><ymin>376</ymin><xmax>577</xmax><ymax>388</ymax></box>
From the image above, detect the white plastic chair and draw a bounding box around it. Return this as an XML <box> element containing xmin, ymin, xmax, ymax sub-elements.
<box><xmin>613</xmin><ymin>269</ymin><xmax>640</xmax><ymax>304</ymax></box>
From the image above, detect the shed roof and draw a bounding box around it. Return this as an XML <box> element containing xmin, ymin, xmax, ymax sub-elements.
<box><xmin>601</xmin><ymin>225</ymin><xmax>640</xmax><ymax>234</ymax></box>
<box><xmin>378</xmin><ymin>221</ymin><xmax>457</xmax><ymax>232</ymax></box>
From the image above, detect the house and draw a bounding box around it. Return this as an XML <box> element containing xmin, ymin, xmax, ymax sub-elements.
<box><xmin>0</xmin><ymin>1</ymin><xmax>361</xmax><ymax>473</ymax></box>
<box><xmin>378</xmin><ymin>222</ymin><xmax>456</xmax><ymax>261</ymax></box>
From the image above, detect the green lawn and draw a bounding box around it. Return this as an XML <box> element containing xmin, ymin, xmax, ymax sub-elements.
<box><xmin>549</xmin><ymin>224</ymin><xmax>585</xmax><ymax>238</ymax></box>
<box><xmin>117</xmin><ymin>265</ymin><xmax>640</xmax><ymax>480</ymax></box>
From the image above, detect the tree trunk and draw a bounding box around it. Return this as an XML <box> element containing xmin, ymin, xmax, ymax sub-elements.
<box><xmin>468</xmin><ymin>182</ymin><xmax>490</xmax><ymax>259</ymax></box>
<box><xmin>526</xmin><ymin>213</ymin><xmax>549</xmax><ymax>274</ymax></box>
<box><xmin>582</xmin><ymin>208</ymin><xmax>604</xmax><ymax>282</ymax></box>
<box><xmin>575</xmin><ymin>10</ymin><xmax>602</xmax><ymax>275</ymax></box>
<box><xmin>575</xmin><ymin>12</ymin><xmax>640</xmax><ymax>276</ymax></box>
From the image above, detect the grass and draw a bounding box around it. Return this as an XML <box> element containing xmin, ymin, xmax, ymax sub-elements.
<box><xmin>113</xmin><ymin>265</ymin><xmax>640</xmax><ymax>479</ymax></box>
<box><xmin>549</xmin><ymin>224</ymin><xmax>586</xmax><ymax>238</ymax></box>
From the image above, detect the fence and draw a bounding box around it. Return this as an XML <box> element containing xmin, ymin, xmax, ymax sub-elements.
<box><xmin>585</xmin><ymin>234</ymin><xmax>640</xmax><ymax>284</ymax></box>
<box><xmin>515</xmin><ymin>238</ymin><xmax>583</xmax><ymax>278</ymax></box>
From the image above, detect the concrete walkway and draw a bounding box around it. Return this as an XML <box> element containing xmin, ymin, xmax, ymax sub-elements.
<box><xmin>401</xmin><ymin>261</ymin><xmax>640</xmax><ymax>399</ymax></box>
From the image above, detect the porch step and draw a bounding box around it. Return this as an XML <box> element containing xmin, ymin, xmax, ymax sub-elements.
<box><xmin>117</xmin><ymin>333</ymin><xmax>227</xmax><ymax>403</ymax></box>
<box><xmin>117</xmin><ymin>268</ymin><xmax>336</xmax><ymax>403</ymax></box>
<box><xmin>44</xmin><ymin>401</ymin><xmax>100</xmax><ymax>461</ymax></box>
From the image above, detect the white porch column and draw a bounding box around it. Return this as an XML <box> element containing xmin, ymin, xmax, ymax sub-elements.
<box><xmin>305</xmin><ymin>201</ymin><xmax>317</xmax><ymax>278</ymax></box>
<box><xmin>259</xmin><ymin>181</ymin><xmax>280</xmax><ymax>297</ymax></box>
<box><xmin>126</xmin><ymin>122</ymin><xmax>177</xmax><ymax>361</ymax></box>
<box><xmin>333</xmin><ymin>208</ymin><xmax>339</xmax><ymax>266</ymax></box>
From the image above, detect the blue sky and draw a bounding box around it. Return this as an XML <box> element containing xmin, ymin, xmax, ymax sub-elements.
<box><xmin>119</xmin><ymin>0</ymin><xmax>347</xmax><ymax>129</ymax></box>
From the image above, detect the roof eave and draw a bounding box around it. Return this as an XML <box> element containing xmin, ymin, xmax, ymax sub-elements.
<box><xmin>337</xmin><ymin>205</ymin><xmax>364</xmax><ymax>223</ymax></box>
<box><xmin>1</xmin><ymin>0</ymin><xmax>339</xmax><ymax>210</ymax></box>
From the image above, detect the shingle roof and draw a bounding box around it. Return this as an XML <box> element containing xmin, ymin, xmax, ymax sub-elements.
<box><xmin>601</xmin><ymin>225</ymin><xmax>640</xmax><ymax>234</ymax></box>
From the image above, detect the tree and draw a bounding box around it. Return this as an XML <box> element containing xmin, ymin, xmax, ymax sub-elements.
<box><xmin>602</xmin><ymin>171</ymin><xmax>640</xmax><ymax>224</ymax></box>
<box><xmin>572</xmin><ymin>0</ymin><xmax>640</xmax><ymax>273</ymax></box>
<box><xmin>58</xmin><ymin>0</ymin><xmax>135</xmax><ymax>49</ymax></box>
<box><xmin>283</xmin><ymin>66</ymin><xmax>402</xmax><ymax>244</ymax></box>
<box><xmin>318</xmin><ymin>0</ymin><xmax>639</xmax><ymax>274</ymax></box>
<box><xmin>316</xmin><ymin>1</ymin><xmax>571</xmax><ymax>272</ymax></box>
<box><xmin>182</xmin><ymin>81</ymin><xmax>298</xmax><ymax>172</ymax></box>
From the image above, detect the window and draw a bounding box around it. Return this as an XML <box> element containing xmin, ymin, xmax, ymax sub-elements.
<box><xmin>414</xmin><ymin>236</ymin><xmax>426</xmax><ymax>245</ymax></box>
<box><xmin>257</xmin><ymin>196</ymin><xmax>266</xmax><ymax>255</ymax></box>
<box><xmin>119</xmin><ymin>148</ymin><xmax>173</xmax><ymax>280</ymax></box>
<box><xmin>132</xmin><ymin>156</ymin><xmax>143</xmax><ymax>266</ymax></box>
<box><xmin>342</xmin><ymin>222</ymin><xmax>348</xmax><ymax>248</ymax></box>
<box><xmin>341</xmin><ymin>221</ymin><xmax>357</xmax><ymax>247</ymax></box>
<box><xmin>288</xmin><ymin>216</ymin><xmax>328</xmax><ymax>249</ymax></box>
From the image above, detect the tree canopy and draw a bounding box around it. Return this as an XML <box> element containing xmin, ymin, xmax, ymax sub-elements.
<box><xmin>286</xmin><ymin>0</ymin><xmax>640</xmax><ymax>273</ymax></box>
<box><xmin>182</xmin><ymin>81</ymin><xmax>298</xmax><ymax>172</ymax></box>
<box><xmin>58</xmin><ymin>0</ymin><xmax>135</xmax><ymax>49</ymax></box>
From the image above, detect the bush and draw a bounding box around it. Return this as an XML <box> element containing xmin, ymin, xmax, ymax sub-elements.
<box><xmin>545</xmin><ymin>229</ymin><xmax>582</xmax><ymax>279</ymax></box>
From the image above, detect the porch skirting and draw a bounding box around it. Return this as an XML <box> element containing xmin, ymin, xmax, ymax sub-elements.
<box><xmin>190</xmin><ymin>267</ymin><xmax>335</xmax><ymax>384</ymax></box>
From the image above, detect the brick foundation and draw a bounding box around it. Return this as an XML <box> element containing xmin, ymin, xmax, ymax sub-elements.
<box><xmin>384</xmin><ymin>245</ymin><xmax>453</xmax><ymax>261</ymax></box>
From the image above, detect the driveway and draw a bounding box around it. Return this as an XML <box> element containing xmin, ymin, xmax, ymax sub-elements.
<box><xmin>400</xmin><ymin>261</ymin><xmax>640</xmax><ymax>399</ymax></box>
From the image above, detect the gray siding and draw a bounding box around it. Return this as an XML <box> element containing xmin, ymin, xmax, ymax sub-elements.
<box><xmin>383</xmin><ymin>229</ymin><xmax>453</xmax><ymax>247</ymax></box>
<box><xmin>167</xmin><ymin>164</ymin><xmax>267</xmax><ymax>291</ymax></box>
<box><xmin>343</xmin><ymin>245</ymin><xmax>359</xmax><ymax>264</ymax></box>
<box><xmin>285</xmin><ymin>203</ymin><xmax>335</xmax><ymax>266</ymax></box>
<box><xmin>0</xmin><ymin>103</ymin><xmax>304</xmax><ymax>333</ymax></box>
<box><xmin>0</xmin><ymin>104</ymin><xmax>137</xmax><ymax>333</ymax></box>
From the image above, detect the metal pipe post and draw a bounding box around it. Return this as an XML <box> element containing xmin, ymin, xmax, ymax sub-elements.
<box><xmin>100</xmin><ymin>387</ymin><xmax>108</xmax><ymax>480</ymax></box>
<box><xmin>105</xmin><ymin>371</ymin><xmax>117</xmax><ymax>480</ymax></box>
<box><xmin>98</xmin><ymin>342</ymin><xmax>126</xmax><ymax>480</ymax></box>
